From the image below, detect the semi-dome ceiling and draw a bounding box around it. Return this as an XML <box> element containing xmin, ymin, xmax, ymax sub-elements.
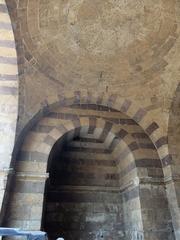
<box><xmin>22</xmin><ymin>0</ymin><xmax>177</xmax><ymax>88</ymax></box>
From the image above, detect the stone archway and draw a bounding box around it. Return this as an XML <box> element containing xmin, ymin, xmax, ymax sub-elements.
<box><xmin>42</xmin><ymin>128</ymin><xmax>137</xmax><ymax>240</ymax></box>
<box><xmin>14</xmin><ymin>90</ymin><xmax>172</xmax><ymax>169</ymax></box>
<box><xmin>4</xmin><ymin>105</ymin><xmax>175</xmax><ymax>240</ymax></box>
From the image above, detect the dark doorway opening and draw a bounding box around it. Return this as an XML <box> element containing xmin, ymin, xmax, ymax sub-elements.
<box><xmin>42</xmin><ymin>132</ymin><xmax>124</xmax><ymax>240</ymax></box>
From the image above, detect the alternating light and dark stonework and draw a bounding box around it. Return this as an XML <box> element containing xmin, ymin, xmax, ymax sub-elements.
<box><xmin>0</xmin><ymin>1</ymin><xmax>180</xmax><ymax>240</ymax></box>
<box><xmin>4</xmin><ymin>105</ymin><xmax>175</xmax><ymax>240</ymax></box>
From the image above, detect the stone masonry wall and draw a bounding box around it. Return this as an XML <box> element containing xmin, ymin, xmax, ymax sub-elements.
<box><xmin>0</xmin><ymin>0</ymin><xmax>18</xmax><ymax>223</ymax></box>
<box><xmin>4</xmin><ymin>105</ymin><xmax>175</xmax><ymax>240</ymax></box>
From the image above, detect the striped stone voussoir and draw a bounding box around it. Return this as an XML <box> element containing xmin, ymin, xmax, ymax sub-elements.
<box><xmin>18</xmin><ymin>116</ymin><xmax>161</xmax><ymax>179</ymax></box>
<box><xmin>41</xmin><ymin>90</ymin><xmax>171</xmax><ymax>168</ymax></box>
<box><xmin>24</xmin><ymin>91</ymin><xmax>169</xmax><ymax>169</ymax></box>
<box><xmin>14</xmin><ymin>92</ymin><xmax>171</xmax><ymax>191</ymax></box>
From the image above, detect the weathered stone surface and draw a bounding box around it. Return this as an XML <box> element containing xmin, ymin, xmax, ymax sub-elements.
<box><xmin>1</xmin><ymin>104</ymin><xmax>177</xmax><ymax>239</ymax></box>
<box><xmin>0</xmin><ymin>0</ymin><xmax>180</xmax><ymax>239</ymax></box>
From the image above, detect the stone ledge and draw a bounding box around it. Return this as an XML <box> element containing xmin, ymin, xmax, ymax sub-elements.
<box><xmin>139</xmin><ymin>177</ymin><xmax>164</xmax><ymax>185</ymax></box>
<box><xmin>15</xmin><ymin>172</ymin><xmax>49</xmax><ymax>181</ymax></box>
<box><xmin>164</xmin><ymin>175</ymin><xmax>180</xmax><ymax>184</ymax></box>
<box><xmin>0</xmin><ymin>168</ymin><xmax>14</xmax><ymax>190</ymax></box>
<box><xmin>0</xmin><ymin>168</ymin><xmax>14</xmax><ymax>176</ymax></box>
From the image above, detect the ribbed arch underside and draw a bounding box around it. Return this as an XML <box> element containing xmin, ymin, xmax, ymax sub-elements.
<box><xmin>4</xmin><ymin>104</ymin><xmax>175</xmax><ymax>240</ymax></box>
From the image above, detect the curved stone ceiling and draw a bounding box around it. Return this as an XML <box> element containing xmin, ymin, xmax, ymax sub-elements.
<box><xmin>23</xmin><ymin>0</ymin><xmax>177</xmax><ymax>88</ymax></box>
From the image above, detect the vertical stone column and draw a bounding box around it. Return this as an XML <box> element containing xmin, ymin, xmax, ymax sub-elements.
<box><xmin>6</xmin><ymin>172</ymin><xmax>48</xmax><ymax>230</ymax></box>
<box><xmin>0</xmin><ymin>0</ymin><xmax>19</xmax><ymax>220</ymax></box>
<box><xmin>122</xmin><ymin>178</ymin><xmax>145</xmax><ymax>240</ymax></box>
<box><xmin>164</xmin><ymin>165</ymin><xmax>180</xmax><ymax>240</ymax></box>
<box><xmin>0</xmin><ymin>169</ymin><xmax>14</xmax><ymax>223</ymax></box>
<box><xmin>139</xmin><ymin>177</ymin><xmax>175</xmax><ymax>240</ymax></box>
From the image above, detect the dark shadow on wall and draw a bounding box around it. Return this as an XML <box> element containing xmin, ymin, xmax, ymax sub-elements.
<box><xmin>42</xmin><ymin>134</ymin><xmax>124</xmax><ymax>240</ymax></box>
